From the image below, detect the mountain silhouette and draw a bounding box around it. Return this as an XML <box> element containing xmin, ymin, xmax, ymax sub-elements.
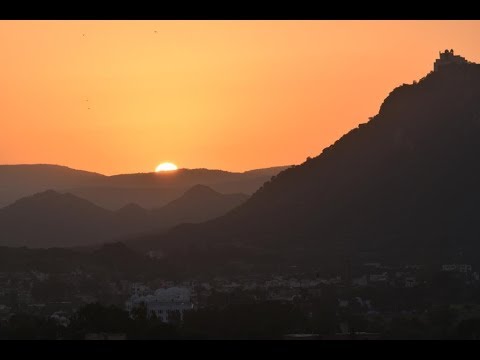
<box><xmin>0</xmin><ymin>165</ymin><xmax>288</xmax><ymax>210</ymax></box>
<box><xmin>0</xmin><ymin>190</ymin><xmax>140</xmax><ymax>248</ymax></box>
<box><xmin>0</xmin><ymin>164</ymin><xmax>103</xmax><ymax>208</ymax></box>
<box><xmin>117</xmin><ymin>202</ymin><xmax>150</xmax><ymax>217</ymax></box>
<box><xmin>129</xmin><ymin>60</ymin><xmax>480</xmax><ymax>273</ymax></box>
<box><xmin>73</xmin><ymin>167</ymin><xmax>287</xmax><ymax>209</ymax></box>
<box><xmin>152</xmin><ymin>185</ymin><xmax>248</xmax><ymax>228</ymax></box>
<box><xmin>0</xmin><ymin>184</ymin><xmax>249</xmax><ymax>248</ymax></box>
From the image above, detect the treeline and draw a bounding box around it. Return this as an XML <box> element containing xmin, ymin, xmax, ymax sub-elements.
<box><xmin>2</xmin><ymin>301</ymin><xmax>480</xmax><ymax>340</ymax></box>
<box><xmin>0</xmin><ymin>243</ymin><xmax>181</xmax><ymax>281</ymax></box>
<box><xmin>0</xmin><ymin>301</ymin><xmax>322</xmax><ymax>340</ymax></box>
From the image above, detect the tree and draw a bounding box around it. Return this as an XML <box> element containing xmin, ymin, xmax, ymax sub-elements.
<box><xmin>427</xmin><ymin>305</ymin><xmax>458</xmax><ymax>339</ymax></box>
<box><xmin>67</xmin><ymin>303</ymin><xmax>131</xmax><ymax>339</ymax></box>
<box><xmin>4</xmin><ymin>313</ymin><xmax>61</xmax><ymax>340</ymax></box>
<box><xmin>457</xmin><ymin>318</ymin><xmax>480</xmax><ymax>339</ymax></box>
<box><xmin>383</xmin><ymin>316</ymin><xmax>429</xmax><ymax>340</ymax></box>
<box><xmin>130</xmin><ymin>302</ymin><xmax>148</xmax><ymax>322</ymax></box>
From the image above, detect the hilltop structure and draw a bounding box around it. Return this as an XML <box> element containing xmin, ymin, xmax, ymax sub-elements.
<box><xmin>434</xmin><ymin>49</ymin><xmax>469</xmax><ymax>71</ymax></box>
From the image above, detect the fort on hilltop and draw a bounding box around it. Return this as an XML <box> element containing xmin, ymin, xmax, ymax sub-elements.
<box><xmin>434</xmin><ymin>49</ymin><xmax>470</xmax><ymax>72</ymax></box>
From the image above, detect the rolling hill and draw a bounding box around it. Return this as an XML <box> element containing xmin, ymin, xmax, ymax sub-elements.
<box><xmin>0</xmin><ymin>184</ymin><xmax>248</xmax><ymax>248</ymax></box>
<box><xmin>0</xmin><ymin>165</ymin><xmax>288</xmax><ymax>210</ymax></box>
<box><xmin>0</xmin><ymin>164</ymin><xmax>103</xmax><ymax>209</ymax></box>
<box><xmin>152</xmin><ymin>185</ymin><xmax>248</xmax><ymax>228</ymax></box>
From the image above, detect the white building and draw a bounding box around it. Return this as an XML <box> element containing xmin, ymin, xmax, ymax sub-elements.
<box><xmin>131</xmin><ymin>283</ymin><xmax>151</xmax><ymax>296</ymax></box>
<box><xmin>369</xmin><ymin>272</ymin><xmax>388</xmax><ymax>283</ymax></box>
<box><xmin>405</xmin><ymin>277</ymin><xmax>417</xmax><ymax>288</ymax></box>
<box><xmin>146</xmin><ymin>250</ymin><xmax>164</xmax><ymax>259</ymax></box>
<box><xmin>50</xmin><ymin>311</ymin><xmax>70</xmax><ymax>327</ymax></box>
<box><xmin>126</xmin><ymin>287</ymin><xmax>193</xmax><ymax>323</ymax></box>
<box><xmin>31</xmin><ymin>271</ymin><xmax>49</xmax><ymax>282</ymax></box>
<box><xmin>442</xmin><ymin>264</ymin><xmax>472</xmax><ymax>273</ymax></box>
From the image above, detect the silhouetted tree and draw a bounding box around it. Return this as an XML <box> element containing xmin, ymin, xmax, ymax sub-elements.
<box><xmin>456</xmin><ymin>318</ymin><xmax>480</xmax><ymax>339</ymax></box>
<box><xmin>67</xmin><ymin>303</ymin><xmax>131</xmax><ymax>339</ymax></box>
<box><xmin>3</xmin><ymin>313</ymin><xmax>60</xmax><ymax>340</ymax></box>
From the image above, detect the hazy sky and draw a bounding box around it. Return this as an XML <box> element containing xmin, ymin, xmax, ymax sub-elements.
<box><xmin>1</xmin><ymin>20</ymin><xmax>480</xmax><ymax>175</ymax></box>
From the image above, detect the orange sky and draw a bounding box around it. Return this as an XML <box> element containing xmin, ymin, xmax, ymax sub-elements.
<box><xmin>1</xmin><ymin>20</ymin><xmax>480</xmax><ymax>175</ymax></box>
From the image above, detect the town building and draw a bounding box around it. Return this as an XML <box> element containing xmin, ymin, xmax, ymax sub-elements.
<box><xmin>404</xmin><ymin>277</ymin><xmax>417</xmax><ymax>288</ymax></box>
<box><xmin>125</xmin><ymin>287</ymin><xmax>193</xmax><ymax>323</ymax></box>
<box><xmin>442</xmin><ymin>264</ymin><xmax>472</xmax><ymax>273</ymax></box>
<box><xmin>85</xmin><ymin>333</ymin><xmax>126</xmax><ymax>340</ymax></box>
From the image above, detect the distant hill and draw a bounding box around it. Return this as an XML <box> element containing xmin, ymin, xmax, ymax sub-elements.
<box><xmin>0</xmin><ymin>190</ymin><xmax>145</xmax><ymax>248</ymax></box>
<box><xmin>69</xmin><ymin>167</ymin><xmax>288</xmax><ymax>209</ymax></box>
<box><xmin>0</xmin><ymin>165</ymin><xmax>289</xmax><ymax>210</ymax></box>
<box><xmin>0</xmin><ymin>164</ymin><xmax>103</xmax><ymax>208</ymax></box>
<box><xmin>128</xmin><ymin>61</ymin><xmax>480</xmax><ymax>274</ymax></box>
<box><xmin>66</xmin><ymin>186</ymin><xmax>184</xmax><ymax>212</ymax></box>
<box><xmin>0</xmin><ymin>184</ymin><xmax>249</xmax><ymax>248</ymax></box>
<box><xmin>152</xmin><ymin>185</ymin><xmax>248</xmax><ymax>228</ymax></box>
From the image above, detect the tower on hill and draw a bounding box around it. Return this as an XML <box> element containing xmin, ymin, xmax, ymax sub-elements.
<box><xmin>434</xmin><ymin>49</ymin><xmax>469</xmax><ymax>72</ymax></box>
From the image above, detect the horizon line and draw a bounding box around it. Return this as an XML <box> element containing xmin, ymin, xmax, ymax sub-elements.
<box><xmin>0</xmin><ymin>163</ymin><xmax>294</xmax><ymax>177</ymax></box>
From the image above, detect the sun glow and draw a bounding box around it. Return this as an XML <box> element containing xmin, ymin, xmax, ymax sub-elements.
<box><xmin>155</xmin><ymin>162</ymin><xmax>178</xmax><ymax>172</ymax></box>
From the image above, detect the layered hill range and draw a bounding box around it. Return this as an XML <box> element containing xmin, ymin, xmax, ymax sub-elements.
<box><xmin>129</xmin><ymin>53</ymin><xmax>480</xmax><ymax>272</ymax></box>
<box><xmin>0</xmin><ymin>185</ymin><xmax>249</xmax><ymax>248</ymax></box>
<box><xmin>0</xmin><ymin>165</ymin><xmax>289</xmax><ymax>210</ymax></box>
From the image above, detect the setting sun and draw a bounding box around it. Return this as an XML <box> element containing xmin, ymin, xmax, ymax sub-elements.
<box><xmin>155</xmin><ymin>162</ymin><xmax>178</xmax><ymax>172</ymax></box>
